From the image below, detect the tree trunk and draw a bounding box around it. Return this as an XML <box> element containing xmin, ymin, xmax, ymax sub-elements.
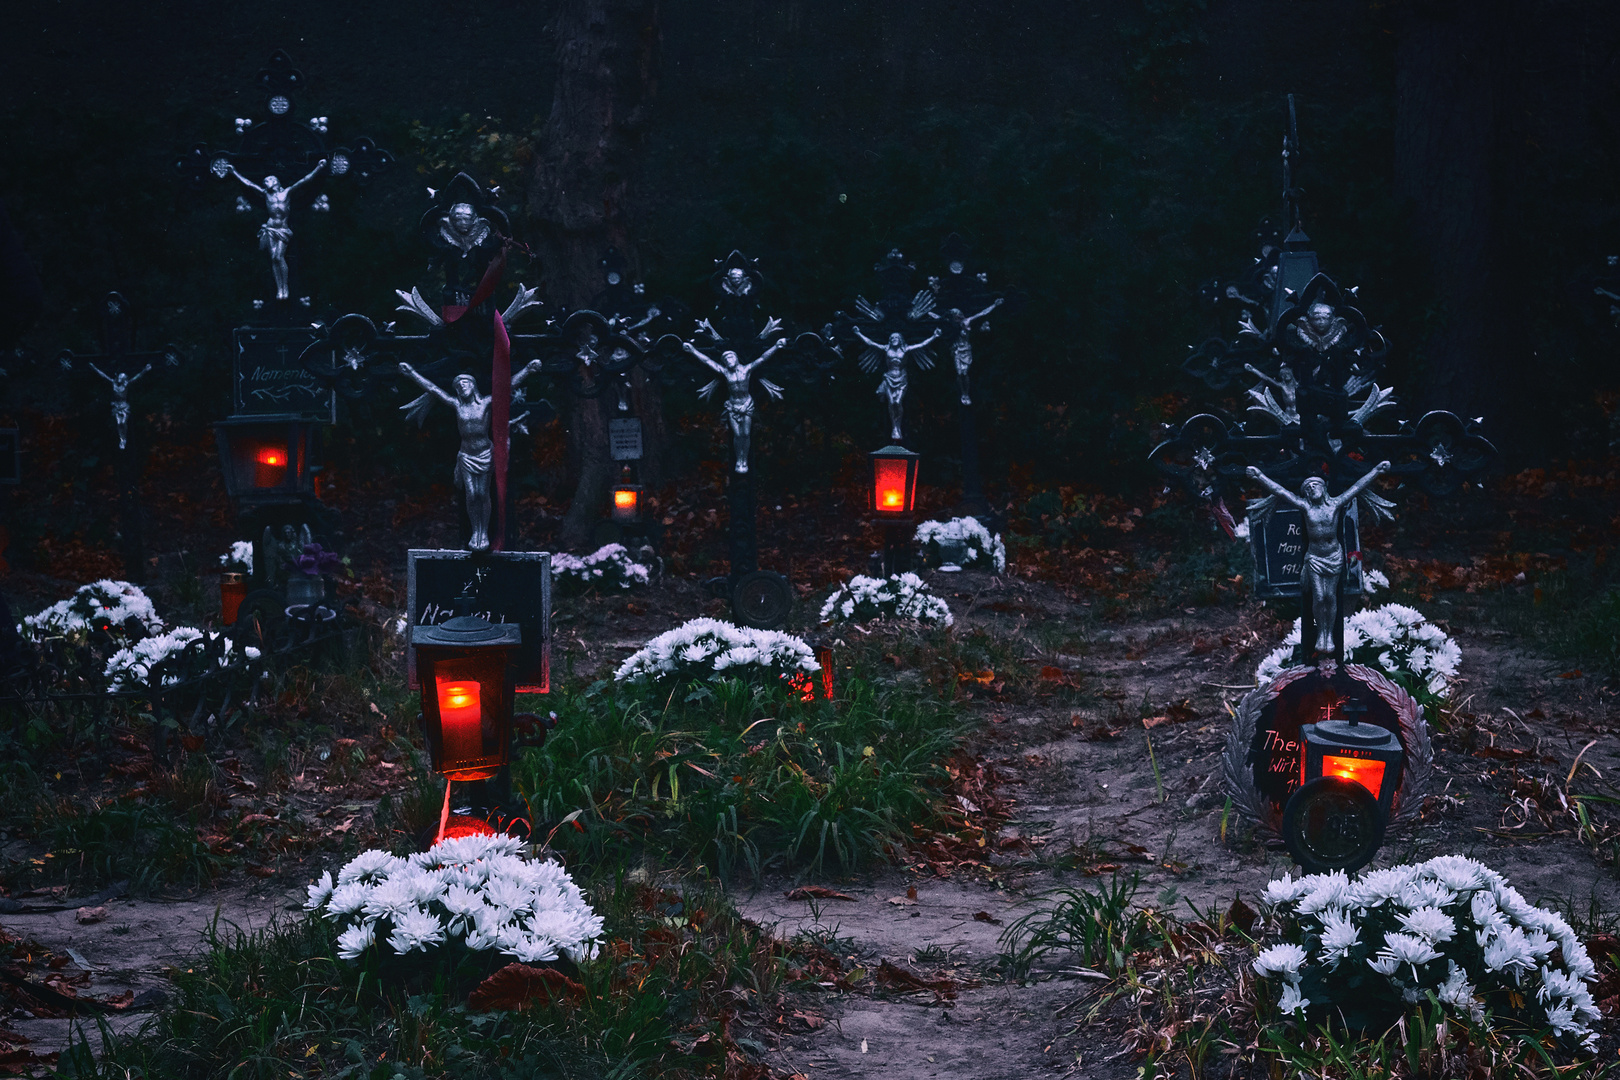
<box><xmin>528</xmin><ymin>0</ymin><xmax>662</xmax><ymax>550</ymax></box>
<box><xmin>1393</xmin><ymin>1</ymin><xmax>1500</xmax><ymax>423</ymax></box>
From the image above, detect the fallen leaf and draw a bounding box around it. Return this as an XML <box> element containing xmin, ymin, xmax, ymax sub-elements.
<box><xmin>885</xmin><ymin>895</ymin><xmax>917</xmax><ymax>907</ymax></box>
<box><xmin>1560</xmin><ymin>670</ymin><xmax>1584</xmax><ymax>679</ymax></box>
<box><xmin>972</xmin><ymin>911</ymin><xmax>1001</xmax><ymax>925</ymax></box>
<box><xmin>784</xmin><ymin>886</ymin><xmax>855</xmax><ymax>902</ymax></box>
<box><xmin>245</xmin><ymin>864</ymin><xmax>276</xmax><ymax>878</ymax></box>
<box><xmin>468</xmin><ymin>963</ymin><xmax>586</xmax><ymax>1012</ymax></box>
<box><xmin>789</xmin><ymin>1010</ymin><xmax>825</xmax><ymax>1030</ymax></box>
<box><xmin>1225</xmin><ymin>896</ymin><xmax>1257</xmax><ymax>934</ymax></box>
<box><xmin>74</xmin><ymin>907</ymin><xmax>107</xmax><ymax>925</ymax></box>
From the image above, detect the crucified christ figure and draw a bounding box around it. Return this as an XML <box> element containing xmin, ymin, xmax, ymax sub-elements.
<box><xmin>939</xmin><ymin>298</ymin><xmax>1002</xmax><ymax>405</ymax></box>
<box><xmin>684</xmin><ymin>337</ymin><xmax>788</xmax><ymax>473</ymax></box>
<box><xmin>1245</xmin><ymin>462</ymin><xmax>1390</xmax><ymax>655</ymax></box>
<box><xmin>398</xmin><ymin>359</ymin><xmax>543</xmax><ymax>551</ymax></box>
<box><xmin>89</xmin><ymin>363</ymin><xmax>151</xmax><ymax>450</ymax></box>
<box><xmin>223</xmin><ymin>160</ymin><xmax>326</xmax><ymax>300</ymax></box>
<box><xmin>854</xmin><ymin>327</ymin><xmax>941</xmax><ymax>441</ymax></box>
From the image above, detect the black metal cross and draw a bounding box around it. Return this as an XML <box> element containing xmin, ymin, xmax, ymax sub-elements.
<box><xmin>176</xmin><ymin>50</ymin><xmax>393</xmax><ymax>313</ymax></box>
<box><xmin>54</xmin><ymin>292</ymin><xmax>189</xmax><ymax>581</ymax></box>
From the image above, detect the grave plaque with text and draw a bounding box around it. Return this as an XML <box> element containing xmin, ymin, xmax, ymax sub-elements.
<box><xmin>234</xmin><ymin>327</ymin><xmax>337</xmax><ymax>422</ymax></box>
<box><xmin>405</xmin><ymin>549</ymin><xmax>551</xmax><ymax>693</ymax></box>
<box><xmin>1249</xmin><ymin>505</ymin><xmax>1362</xmax><ymax>600</ymax></box>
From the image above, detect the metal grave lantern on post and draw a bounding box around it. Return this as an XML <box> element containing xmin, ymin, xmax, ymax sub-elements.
<box><xmin>611</xmin><ymin>475</ymin><xmax>643</xmax><ymax>525</ymax></box>
<box><xmin>411</xmin><ymin>598</ymin><xmax>522</xmax><ymax>783</ymax></box>
<box><xmin>1283</xmin><ymin>704</ymin><xmax>1405</xmax><ymax>873</ymax></box>
<box><xmin>214</xmin><ymin>414</ymin><xmax>323</xmax><ymax>504</ymax></box>
<box><xmin>870</xmin><ymin>444</ymin><xmax>920</xmax><ymax>575</ymax></box>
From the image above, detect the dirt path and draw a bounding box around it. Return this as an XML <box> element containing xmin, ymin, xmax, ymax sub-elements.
<box><xmin>731</xmin><ymin>571</ymin><xmax>1620</xmax><ymax>1078</ymax></box>
<box><xmin>2</xmin><ymin>883</ymin><xmax>298</xmax><ymax>1058</ymax></box>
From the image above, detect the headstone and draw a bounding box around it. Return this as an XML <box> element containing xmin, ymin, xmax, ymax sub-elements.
<box><xmin>233</xmin><ymin>328</ymin><xmax>337</xmax><ymax>421</ymax></box>
<box><xmin>406</xmin><ymin>549</ymin><xmax>551</xmax><ymax>693</ymax></box>
<box><xmin>607</xmin><ymin>417</ymin><xmax>643</xmax><ymax>461</ymax></box>
<box><xmin>1249</xmin><ymin>505</ymin><xmax>1362</xmax><ymax>600</ymax></box>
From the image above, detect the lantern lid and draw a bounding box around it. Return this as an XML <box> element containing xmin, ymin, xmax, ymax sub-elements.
<box><xmin>412</xmin><ymin>611</ymin><xmax>522</xmax><ymax>648</ymax></box>
<box><xmin>1303</xmin><ymin>719</ymin><xmax>1400</xmax><ymax>751</ymax></box>
<box><xmin>869</xmin><ymin>444</ymin><xmax>919</xmax><ymax>459</ymax></box>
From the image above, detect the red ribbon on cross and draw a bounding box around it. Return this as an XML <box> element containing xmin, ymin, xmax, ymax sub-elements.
<box><xmin>441</xmin><ymin>247</ymin><xmax>511</xmax><ymax>552</ymax></box>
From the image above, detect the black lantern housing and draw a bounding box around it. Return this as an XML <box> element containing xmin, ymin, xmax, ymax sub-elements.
<box><xmin>869</xmin><ymin>444</ymin><xmax>920</xmax><ymax>521</ymax></box>
<box><xmin>411</xmin><ymin>607</ymin><xmax>522</xmax><ymax>782</ymax></box>
<box><xmin>1282</xmin><ymin>716</ymin><xmax>1405</xmax><ymax>873</ymax></box>
<box><xmin>214</xmin><ymin>414</ymin><xmax>323</xmax><ymax>504</ymax></box>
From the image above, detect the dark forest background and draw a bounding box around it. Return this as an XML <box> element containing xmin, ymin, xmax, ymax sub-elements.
<box><xmin>1</xmin><ymin>0</ymin><xmax>1618</xmax><ymax>565</ymax></box>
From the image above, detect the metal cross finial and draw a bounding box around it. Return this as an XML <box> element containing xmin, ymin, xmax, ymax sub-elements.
<box><xmin>1283</xmin><ymin>93</ymin><xmax>1303</xmax><ymax>236</ymax></box>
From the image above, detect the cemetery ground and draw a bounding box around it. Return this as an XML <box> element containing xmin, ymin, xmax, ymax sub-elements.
<box><xmin>3</xmin><ymin>462</ymin><xmax>1620</xmax><ymax>1077</ymax></box>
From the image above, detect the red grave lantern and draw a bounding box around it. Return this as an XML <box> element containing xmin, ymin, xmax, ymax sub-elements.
<box><xmin>411</xmin><ymin>603</ymin><xmax>522</xmax><ymax>781</ymax></box>
<box><xmin>869</xmin><ymin>444</ymin><xmax>919</xmax><ymax>520</ymax></box>
<box><xmin>214</xmin><ymin>415</ymin><xmax>323</xmax><ymax>504</ymax></box>
<box><xmin>611</xmin><ymin>483</ymin><xmax>642</xmax><ymax>524</ymax></box>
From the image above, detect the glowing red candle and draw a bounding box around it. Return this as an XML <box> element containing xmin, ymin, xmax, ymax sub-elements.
<box><xmin>1320</xmin><ymin>754</ymin><xmax>1387</xmax><ymax>799</ymax></box>
<box><xmin>874</xmin><ymin>458</ymin><xmax>907</xmax><ymax>510</ymax></box>
<box><xmin>253</xmin><ymin>446</ymin><xmax>287</xmax><ymax>488</ymax></box>
<box><xmin>437</xmin><ymin>680</ymin><xmax>483</xmax><ymax>768</ymax></box>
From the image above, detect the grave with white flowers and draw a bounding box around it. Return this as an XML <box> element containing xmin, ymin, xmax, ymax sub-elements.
<box><xmin>1152</xmin><ymin>99</ymin><xmax>1496</xmax><ymax>873</ymax></box>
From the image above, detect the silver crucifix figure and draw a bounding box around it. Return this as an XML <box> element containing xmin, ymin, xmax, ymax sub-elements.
<box><xmin>855</xmin><ymin>327</ymin><xmax>941</xmax><ymax>441</ymax></box>
<box><xmin>89</xmin><ymin>363</ymin><xmax>151</xmax><ymax>450</ymax></box>
<box><xmin>397</xmin><ymin>360</ymin><xmax>544</xmax><ymax>551</ymax></box>
<box><xmin>1245</xmin><ymin>463</ymin><xmax>1390</xmax><ymax>654</ymax></box>
<box><xmin>685</xmin><ymin>337</ymin><xmax>789</xmax><ymax>473</ymax></box>
<box><xmin>939</xmin><ymin>298</ymin><xmax>1003</xmax><ymax>405</ymax></box>
<box><xmin>221</xmin><ymin>159</ymin><xmax>326</xmax><ymax>300</ymax></box>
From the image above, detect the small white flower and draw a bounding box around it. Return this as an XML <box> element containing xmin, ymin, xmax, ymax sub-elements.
<box><xmin>1263</xmin><ymin>874</ymin><xmax>1309</xmax><ymax>906</ymax></box>
<box><xmin>304</xmin><ymin>871</ymin><xmax>335</xmax><ymax>912</ymax></box>
<box><xmin>1380</xmin><ymin>931</ymin><xmax>1442</xmax><ymax>968</ymax></box>
<box><xmin>336</xmin><ymin>921</ymin><xmax>377</xmax><ymax>960</ymax></box>
<box><xmin>1253</xmin><ymin>943</ymin><xmax>1308</xmax><ymax>978</ymax></box>
<box><xmin>325</xmin><ymin>883</ymin><xmax>371</xmax><ymax>918</ymax></box>
<box><xmin>1277</xmin><ymin>980</ymin><xmax>1310</xmax><ymax>1014</ymax></box>
<box><xmin>387</xmin><ymin>909</ymin><xmax>446</xmax><ymax>954</ymax></box>
<box><xmin>1317</xmin><ymin>908</ymin><xmax>1360</xmax><ymax>966</ymax></box>
<box><xmin>1397</xmin><ymin>906</ymin><xmax>1456</xmax><ymax>943</ymax></box>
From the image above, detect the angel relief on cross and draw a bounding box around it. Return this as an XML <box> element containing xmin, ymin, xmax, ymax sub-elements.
<box><xmin>852</xmin><ymin>290</ymin><xmax>940</xmax><ymax>442</ymax></box>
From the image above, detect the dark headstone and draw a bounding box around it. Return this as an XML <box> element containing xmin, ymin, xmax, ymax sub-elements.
<box><xmin>1249</xmin><ymin>506</ymin><xmax>1363</xmax><ymax>599</ymax></box>
<box><xmin>406</xmin><ymin>550</ymin><xmax>550</xmax><ymax>693</ymax></box>
<box><xmin>233</xmin><ymin>327</ymin><xmax>337</xmax><ymax>421</ymax></box>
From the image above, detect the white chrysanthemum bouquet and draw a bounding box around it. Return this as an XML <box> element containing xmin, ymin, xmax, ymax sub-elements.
<box><xmin>914</xmin><ymin>516</ymin><xmax>1007</xmax><ymax>572</ymax></box>
<box><xmin>1254</xmin><ymin>856</ymin><xmax>1601</xmax><ymax>1047</ymax></box>
<box><xmin>1256</xmin><ymin>602</ymin><xmax>1460</xmax><ymax>706</ymax></box>
<box><xmin>20</xmin><ymin>580</ymin><xmax>165</xmax><ymax>643</ymax></box>
<box><xmin>819</xmin><ymin>573</ymin><xmax>954</xmax><ymax>627</ymax></box>
<box><xmin>105</xmin><ymin>627</ymin><xmax>262</xmax><ymax>692</ymax></box>
<box><xmin>306</xmin><ymin>833</ymin><xmax>604</xmax><ymax>966</ymax></box>
<box><xmin>218</xmin><ymin>541</ymin><xmax>254</xmax><ymax>574</ymax></box>
<box><xmin>552</xmin><ymin>543</ymin><xmax>651</xmax><ymax>594</ymax></box>
<box><xmin>614</xmin><ymin>617</ymin><xmax>819</xmax><ymax>685</ymax></box>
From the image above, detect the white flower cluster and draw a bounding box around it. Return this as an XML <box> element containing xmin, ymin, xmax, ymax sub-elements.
<box><xmin>306</xmin><ymin>833</ymin><xmax>604</xmax><ymax>965</ymax></box>
<box><xmin>104</xmin><ymin>627</ymin><xmax>262</xmax><ymax>692</ymax></box>
<box><xmin>819</xmin><ymin>573</ymin><xmax>954</xmax><ymax>628</ymax></box>
<box><xmin>551</xmin><ymin>543</ymin><xmax>651</xmax><ymax>593</ymax></box>
<box><xmin>1256</xmin><ymin>856</ymin><xmax>1601</xmax><ymax>1046</ymax></box>
<box><xmin>614</xmin><ymin>617</ymin><xmax>819</xmax><ymax>684</ymax></box>
<box><xmin>20</xmin><ymin>580</ymin><xmax>164</xmax><ymax>642</ymax></box>
<box><xmin>914</xmin><ymin>516</ymin><xmax>1007</xmax><ymax>572</ymax></box>
<box><xmin>1255</xmin><ymin>603</ymin><xmax>1461</xmax><ymax>699</ymax></box>
<box><xmin>219</xmin><ymin>541</ymin><xmax>254</xmax><ymax>573</ymax></box>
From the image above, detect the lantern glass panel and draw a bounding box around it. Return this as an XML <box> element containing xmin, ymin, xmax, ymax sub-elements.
<box><xmin>611</xmin><ymin>485</ymin><xmax>641</xmax><ymax>523</ymax></box>
<box><xmin>1321</xmin><ymin>755</ymin><xmax>1385</xmax><ymax>798</ymax></box>
<box><xmin>418</xmin><ymin>652</ymin><xmax>510</xmax><ymax>781</ymax></box>
<box><xmin>874</xmin><ymin>457</ymin><xmax>909</xmax><ymax>511</ymax></box>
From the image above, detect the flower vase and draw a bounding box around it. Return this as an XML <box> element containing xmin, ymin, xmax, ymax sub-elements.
<box><xmin>286</xmin><ymin>574</ymin><xmax>325</xmax><ymax>608</ymax></box>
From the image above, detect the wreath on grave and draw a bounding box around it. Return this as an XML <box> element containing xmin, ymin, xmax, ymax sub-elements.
<box><xmin>1221</xmin><ymin>663</ymin><xmax>1433</xmax><ymax>837</ymax></box>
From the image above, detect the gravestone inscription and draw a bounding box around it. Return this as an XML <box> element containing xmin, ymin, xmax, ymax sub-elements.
<box><xmin>1249</xmin><ymin>505</ymin><xmax>1362</xmax><ymax>600</ymax></box>
<box><xmin>234</xmin><ymin>327</ymin><xmax>336</xmax><ymax>421</ymax></box>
